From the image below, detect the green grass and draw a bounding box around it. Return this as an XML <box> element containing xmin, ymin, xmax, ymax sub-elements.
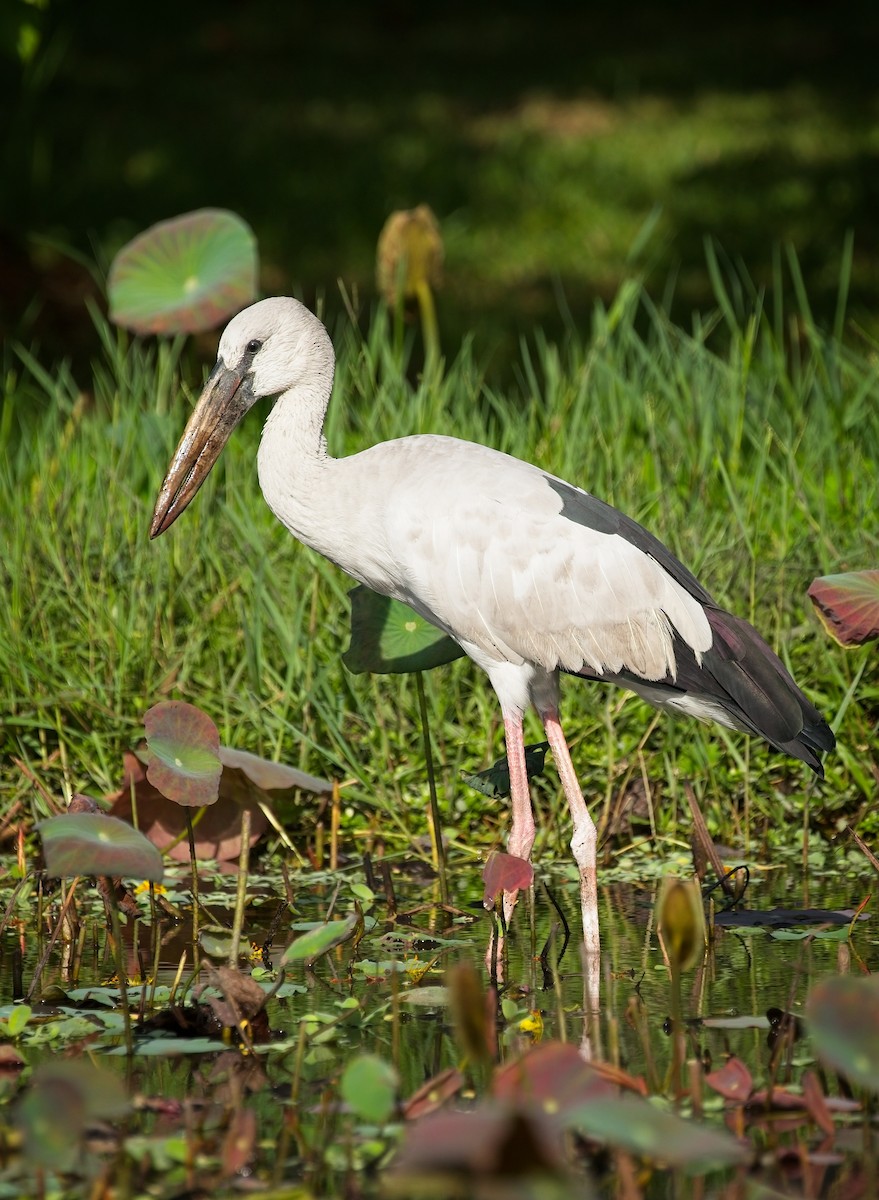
<box><xmin>1</xmin><ymin>266</ymin><xmax>877</xmax><ymax>865</ymax></box>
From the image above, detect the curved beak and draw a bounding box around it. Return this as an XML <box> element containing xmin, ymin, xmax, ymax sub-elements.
<box><xmin>150</xmin><ymin>359</ymin><xmax>253</xmax><ymax>538</ymax></box>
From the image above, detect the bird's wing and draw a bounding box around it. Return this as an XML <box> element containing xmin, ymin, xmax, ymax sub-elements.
<box><xmin>377</xmin><ymin>437</ymin><xmax>713</xmax><ymax>682</ymax></box>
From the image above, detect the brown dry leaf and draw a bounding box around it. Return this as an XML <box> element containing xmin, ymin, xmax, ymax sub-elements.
<box><xmin>201</xmin><ymin>964</ymin><xmax>267</xmax><ymax>1027</ymax></box>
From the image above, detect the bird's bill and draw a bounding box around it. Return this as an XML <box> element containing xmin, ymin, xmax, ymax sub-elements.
<box><xmin>150</xmin><ymin>360</ymin><xmax>252</xmax><ymax>538</ymax></box>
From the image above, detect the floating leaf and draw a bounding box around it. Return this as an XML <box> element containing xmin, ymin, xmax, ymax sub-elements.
<box><xmin>399</xmin><ymin>986</ymin><xmax>450</xmax><ymax>1007</ymax></box>
<box><xmin>341</xmin><ymin>1054</ymin><xmax>399</xmax><ymax>1124</ymax></box>
<box><xmin>38</xmin><ymin>813</ymin><xmax>164</xmax><ymax>883</ymax></box>
<box><xmin>482</xmin><ymin>851</ymin><xmax>534</xmax><ymax>908</ymax></box>
<box><xmin>350</xmin><ymin>882</ymin><xmax>376</xmax><ymax>905</ymax></box>
<box><xmin>343</xmin><ymin>585</ymin><xmax>464</xmax><ymax>674</ymax></box>
<box><xmin>199</xmin><ymin>927</ymin><xmax>237</xmax><ymax>959</ymax></box>
<box><xmin>808</xmin><ymin>570</ymin><xmax>879</xmax><ymax>647</ymax></box>
<box><xmin>281</xmin><ymin>911</ymin><xmax>361</xmax><ymax>965</ymax></box>
<box><xmin>144</xmin><ymin>700</ymin><xmax>222</xmax><ymax>808</ymax></box>
<box><xmin>563</xmin><ymin>1095</ymin><xmax>748</xmax><ymax>1167</ymax></box>
<box><xmin>108</xmin><ymin>209</ymin><xmax>258</xmax><ymax>334</ymax></box>
<box><xmin>464</xmin><ymin>743</ymin><xmax>549</xmax><ymax>799</ymax></box>
<box><xmin>714</xmin><ymin>906</ymin><xmax>865</xmax><ymax>930</ymax></box>
<box><xmin>807</xmin><ymin>974</ymin><xmax>879</xmax><ymax>1093</ymax></box>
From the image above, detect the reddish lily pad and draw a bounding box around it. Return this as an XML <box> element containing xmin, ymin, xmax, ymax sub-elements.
<box><xmin>108</xmin><ymin>209</ymin><xmax>258</xmax><ymax>335</ymax></box>
<box><xmin>493</xmin><ymin>1042</ymin><xmax>621</xmax><ymax>1112</ymax></box>
<box><xmin>704</xmin><ymin>1056</ymin><xmax>753</xmax><ymax>1102</ymax></box>
<box><xmin>402</xmin><ymin>1068</ymin><xmax>465</xmax><ymax>1120</ymax></box>
<box><xmin>144</xmin><ymin>700</ymin><xmax>222</xmax><ymax>807</ymax></box>
<box><xmin>808</xmin><ymin>570</ymin><xmax>879</xmax><ymax>647</ymax></box>
<box><xmin>482</xmin><ymin>851</ymin><xmax>534</xmax><ymax>908</ymax></box>
<box><xmin>391</xmin><ymin>1105</ymin><xmax>564</xmax><ymax>1178</ymax></box>
<box><xmin>38</xmin><ymin>812</ymin><xmax>164</xmax><ymax>883</ymax></box>
<box><xmin>343</xmin><ymin>585</ymin><xmax>464</xmax><ymax>674</ymax></box>
<box><xmin>109</xmin><ymin>750</ymin><xmax>266</xmax><ymax>861</ymax></box>
<box><xmin>807</xmin><ymin>974</ymin><xmax>879</xmax><ymax>1093</ymax></box>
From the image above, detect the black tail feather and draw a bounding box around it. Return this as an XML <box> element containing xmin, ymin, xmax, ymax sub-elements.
<box><xmin>568</xmin><ymin>605</ymin><xmax>834</xmax><ymax>777</ymax></box>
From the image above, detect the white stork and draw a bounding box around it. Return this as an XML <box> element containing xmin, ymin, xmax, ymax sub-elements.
<box><xmin>151</xmin><ymin>297</ymin><xmax>834</xmax><ymax>960</ymax></box>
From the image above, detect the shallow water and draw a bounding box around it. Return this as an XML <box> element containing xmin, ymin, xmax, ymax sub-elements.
<box><xmin>2</xmin><ymin>852</ymin><xmax>875</xmax><ymax>1195</ymax></box>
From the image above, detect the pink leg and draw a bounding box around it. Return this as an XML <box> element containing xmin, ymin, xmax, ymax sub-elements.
<box><xmin>541</xmin><ymin>708</ymin><xmax>601</xmax><ymax>978</ymax></box>
<box><xmin>502</xmin><ymin>709</ymin><xmax>536</xmax><ymax>926</ymax></box>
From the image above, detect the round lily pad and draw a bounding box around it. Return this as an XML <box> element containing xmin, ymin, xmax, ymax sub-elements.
<box><xmin>144</xmin><ymin>700</ymin><xmax>222</xmax><ymax>808</ymax></box>
<box><xmin>343</xmin><ymin>585</ymin><xmax>464</xmax><ymax>674</ymax></box>
<box><xmin>38</xmin><ymin>813</ymin><xmax>164</xmax><ymax>883</ymax></box>
<box><xmin>108</xmin><ymin>208</ymin><xmax>258</xmax><ymax>334</ymax></box>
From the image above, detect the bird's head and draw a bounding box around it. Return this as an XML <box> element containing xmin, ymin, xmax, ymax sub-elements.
<box><xmin>150</xmin><ymin>297</ymin><xmax>332</xmax><ymax>538</ymax></box>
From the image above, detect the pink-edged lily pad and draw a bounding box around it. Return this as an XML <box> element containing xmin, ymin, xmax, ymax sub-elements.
<box><xmin>808</xmin><ymin>570</ymin><xmax>879</xmax><ymax>647</ymax></box>
<box><xmin>108</xmin><ymin>208</ymin><xmax>258</xmax><ymax>335</ymax></box>
<box><xmin>144</xmin><ymin>700</ymin><xmax>222</xmax><ymax>807</ymax></box>
<box><xmin>38</xmin><ymin>812</ymin><xmax>164</xmax><ymax>883</ymax></box>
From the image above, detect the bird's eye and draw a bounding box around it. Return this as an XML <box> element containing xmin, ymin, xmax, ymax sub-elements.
<box><xmin>246</xmin><ymin>339</ymin><xmax>262</xmax><ymax>354</ymax></box>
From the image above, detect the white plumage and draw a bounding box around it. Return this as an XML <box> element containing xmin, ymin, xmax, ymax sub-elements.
<box><xmin>152</xmin><ymin>297</ymin><xmax>834</xmax><ymax>959</ymax></box>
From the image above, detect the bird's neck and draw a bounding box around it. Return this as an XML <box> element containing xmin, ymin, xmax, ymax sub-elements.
<box><xmin>256</xmin><ymin>380</ymin><xmax>335</xmax><ymax>546</ymax></box>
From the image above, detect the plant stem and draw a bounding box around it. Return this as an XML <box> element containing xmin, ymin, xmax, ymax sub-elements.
<box><xmin>228</xmin><ymin>807</ymin><xmax>252</xmax><ymax>967</ymax></box>
<box><xmin>187</xmin><ymin>812</ymin><xmax>200</xmax><ymax>972</ymax></box>
<box><xmin>106</xmin><ymin>881</ymin><xmax>133</xmax><ymax>1057</ymax></box>
<box><xmin>415</xmin><ymin>670</ymin><xmax>449</xmax><ymax>907</ymax></box>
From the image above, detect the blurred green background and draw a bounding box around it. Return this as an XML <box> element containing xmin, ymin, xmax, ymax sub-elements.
<box><xmin>3</xmin><ymin>0</ymin><xmax>878</xmax><ymax>363</ymax></box>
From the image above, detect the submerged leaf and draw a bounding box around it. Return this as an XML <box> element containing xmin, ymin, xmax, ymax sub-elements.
<box><xmin>343</xmin><ymin>585</ymin><xmax>464</xmax><ymax>674</ymax></box>
<box><xmin>808</xmin><ymin>570</ymin><xmax>879</xmax><ymax>647</ymax></box>
<box><xmin>144</xmin><ymin>701</ymin><xmax>222</xmax><ymax>807</ymax></box>
<box><xmin>108</xmin><ymin>208</ymin><xmax>258</xmax><ymax>334</ymax></box>
<box><xmin>38</xmin><ymin>813</ymin><xmax>164</xmax><ymax>883</ymax></box>
<box><xmin>808</xmin><ymin>974</ymin><xmax>879</xmax><ymax>1092</ymax></box>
